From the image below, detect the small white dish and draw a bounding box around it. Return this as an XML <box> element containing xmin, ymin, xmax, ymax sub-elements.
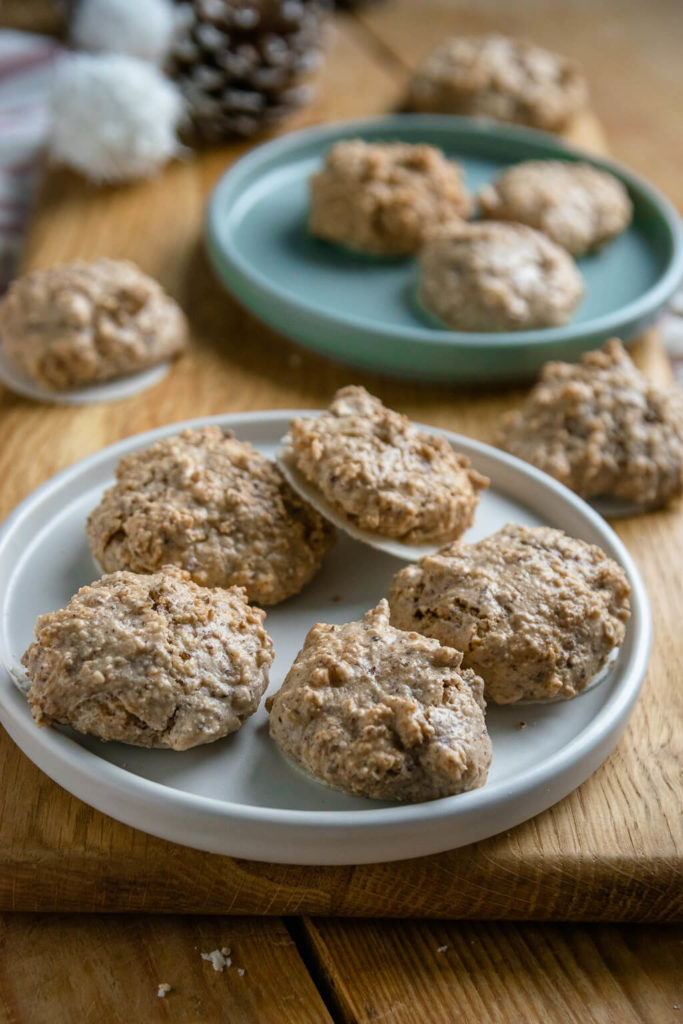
<box><xmin>0</xmin><ymin>344</ymin><xmax>171</xmax><ymax>405</ymax></box>
<box><xmin>0</xmin><ymin>411</ymin><xmax>651</xmax><ymax>865</ymax></box>
<box><xmin>276</xmin><ymin>440</ymin><xmax>442</xmax><ymax>561</ymax></box>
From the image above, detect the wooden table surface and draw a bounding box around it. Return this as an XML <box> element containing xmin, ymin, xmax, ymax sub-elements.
<box><xmin>0</xmin><ymin>1</ymin><xmax>682</xmax><ymax>1020</ymax></box>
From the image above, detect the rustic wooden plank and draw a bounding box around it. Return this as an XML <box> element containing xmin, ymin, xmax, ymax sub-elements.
<box><xmin>0</xmin><ymin>915</ymin><xmax>333</xmax><ymax>1024</ymax></box>
<box><xmin>303</xmin><ymin>918</ymin><xmax>683</xmax><ymax>1024</ymax></box>
<box><xmin>0</xmin><ymin>1</ymin><xmax>681</xmax><ymax>920</ymax></box>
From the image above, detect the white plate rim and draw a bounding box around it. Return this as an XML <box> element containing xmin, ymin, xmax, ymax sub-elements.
<box><xmin>0</xmin><ymin>343</ymin><xmax>171</xmax><ymax>405</ymax></box>
<box><xmin>0</xmin><ymin>410</ymin><xmax>652</xmax><ymax>863</ymax></box>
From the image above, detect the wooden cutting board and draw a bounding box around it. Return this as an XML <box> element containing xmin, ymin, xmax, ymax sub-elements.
<box><xmin>0</xmin><ymin>2</ymin><xmax>681</xmax><ymax>919</ymax></box>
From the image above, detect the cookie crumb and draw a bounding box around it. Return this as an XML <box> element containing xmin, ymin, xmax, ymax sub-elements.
<box><xmin>157</xmin><ymin>983</ymin><xmax>171</xmax><ymax>998</ymax></box>
<box><xmin>201</xmin><ymin>949</ymin><xmax>231</xmax><ymax>972</ymax></box>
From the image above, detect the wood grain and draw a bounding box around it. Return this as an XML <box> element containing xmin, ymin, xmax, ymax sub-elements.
<box><xmin>0</xmin><ymin>915</ymin><xmax>333</xmax><ymax>1024</ymax></box>
<box><xmin>0</xmin><ymin>0</ymin><xmax>65</xmax><ymax>36</ymax></box>
<box><xmin>0</xmin><ymin>2</ymin><xmax>681</xmax><ymax>919</ymax></box>
<box><xmin>303</xmin><ymin>918</ymin><xmax>683</xmax><ymax>1024</ymax></box>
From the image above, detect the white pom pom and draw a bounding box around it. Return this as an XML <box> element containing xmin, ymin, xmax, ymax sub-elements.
<box><xmin>71</xmin><ymin>0</ymin><xmax>177</xmax><ymax>64</ymax></box>
<box><xmin>49</xmin><ymin>54</ymin><xmax>185</xmax><ymax>182</ymax></box>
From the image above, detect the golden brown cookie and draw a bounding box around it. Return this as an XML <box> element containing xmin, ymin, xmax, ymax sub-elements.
<box><xmin>497</xmin><ymin>339</ymin><xmax>683</xmax><ymax>507</ymax></box>
<box><xmin>417</xmin><ymin>222</ymin><xmax>584</xmax><ymax>331</ymax></box>
<box><xmin>479</xmin><ymin>161</ymin><xmax>632</xmax><ymax>255</ymax></box>
<box><xmin>267</xmin><ymin>600</ymin><xmax>491</xmax><ymax>802</ymax></box>
<box><xmin>0</xmin><ymin>258</ymin><xmax>187</xmax><ymax>389</ymax></box>
<box><xmin>24</xmin><ymin>566</ymin><xmax>274</xmax><ymax>750</ymax></box>
<box><xmin>87</xmin><ymin>427</ymin><xmax>336</xmax><ymax>605</ymax></box>
<box><xmin>388</xmin><ymin>524</ymin><xmax>631</xmax><ymax>704</ymax></box>
<box><xmin>405</xmin><ymin>34</ymin><xmax>588</xmax><ymax>132</ymax></box>
<box><xmin>308</xmin><ymin>139</ymin><xmax>471</xmax><ymax>256</ymax></box>
<box><xmin>287</xmin><ymin>386</ymin><xmax>488</xmax><ymax>546</ymax></box>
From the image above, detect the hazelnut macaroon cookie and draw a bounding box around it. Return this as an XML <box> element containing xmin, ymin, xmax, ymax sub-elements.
<box><xmin>405</xmin><ymin>34</ymin><xmax>588</xmax><ymax>133</ymax></box>
<box><xmin>267</xmin><ymin>601</ymin><xmax>491</xmax><ymax>802</ymax></box>
<box><xmin>24</xmin><ymin>566</ymin><xmax>274</xmax><ymax>750</ymax></box>
<box><xmin>497</xmin><ymin>339</ymin><xmax>683</xmax><ymax>509</ymax></box>
<box><xmin>0</xmin><ymin>258</ymin><xmax>187</xmax><ymax>390</ymax></box>
<box><xmin>417</xmin><ymin>222</ymin><xmax>584</xmax><ymax>332</ymax></box>
<box><xmin>308</xmin><ymin>140</ymin><xmax>472</xmax><ymax>256</ymax></box>
<box><xmin>479</xmin><ymin>161</ymin><xmax>632</xmax><ymax>255</ymax></box>
<box><xmin>87</xmin><ymin>427</ymin><xmax>336</xmax><ymax>605</ymax></box>
<box><xmin>279</xmin><ymin>386</ymin><xmax>488</xmax><ymax>554</ymax></box>
<box><xmin>388</xmin><ymin>524</ymin><xmax>631</xmax><ymax>704</ymax></box>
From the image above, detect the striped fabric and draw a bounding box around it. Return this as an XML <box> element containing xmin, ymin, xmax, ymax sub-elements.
<box><xmin>0</xmin><ymin>30</ymin><xmax>60</xmax><ymax>292</ymax></box>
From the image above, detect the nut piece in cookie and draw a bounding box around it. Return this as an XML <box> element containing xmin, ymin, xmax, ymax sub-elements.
<box><xmin>267</xmin><ymin>600</ymin><xmax>491</xmax><ymax>802</ymax></box>
<box><xmin>23</xmin><ymin>566</ymin><xmax>274</xmax><ymax>750</ymax></box>
<box><xmin>308</xmin><ymin>140</ymin><xmax>472</xmax><ymax>257</ymax></box>
<box><xmin>87</xmin><ymin>427</ymin><xmax>336</xmax><ymax>605</ymax></box>
<box><xmin>388</xmin><ymin>523</ymin><xmax>631</xmax><ymax>704</ymax></box>
<box><xmin>497</xmin><ymin>339</ymin><xmax>683</xmax><ymax>509</ymax></box>
<box><xmin>283</xmin><ymin>386</ymin><xmax>488</xmax><ymax>551</ymax></box>
<box><xmin>479</xmin><ymin>161</ymin><xmax>632</xmax><ymax>255</ymax></box>
<box><xmin>417</xmin><ymin>222</ymin><xmax>584</xmax><ymax>332</ymax></box>
<box><xmin>405</xmin><ymin>34</ymin><xmax>588</xmax><ymax>133</ymax></box>
<box><xmin>0</xmin><ymin>258</ymin><xmax>187</xmax><ymax>390</ymax></box>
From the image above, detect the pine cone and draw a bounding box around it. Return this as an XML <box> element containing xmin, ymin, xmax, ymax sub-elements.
<box><xmin>168</xmin><ymin>0</ymin><xmax>329</xmax><ymax>142</ymax></box>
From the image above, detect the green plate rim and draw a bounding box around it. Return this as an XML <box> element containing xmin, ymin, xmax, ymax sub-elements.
<box><xmin>206</xmin><ymin>113</ymin><xmax>683</xmax><ymax>352</ymax></box>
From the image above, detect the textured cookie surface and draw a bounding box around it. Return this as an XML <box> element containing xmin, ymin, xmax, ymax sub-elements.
<box><xmin>479</xmin><ymin>160</ymin><xmax>632</xmax><ymax>255</ymax></box>
<box><xmin>498</xmin><ymin>339</ymin><xmax>683</xmax><ymax>507</ymax></box>
<box><xmin>405</xmin><ymin>34</ymin><xmax>587</xmax><ymax>132</ymax></box>
<box><xmin>388</xmin><ymin>524</ymin><xmax>631</xmax><ymax>703</ymax></box>
<box><xmin>87</xmin><ymin>427</ymin><xmax>336</xmax><ymax>605</ymax></box>
<box><xmin>288</xmin><ymin>386</ymin><xmax>488</xmax><ymax>545</ymax></box>
<box><xmin>24</xmin><ymin>566</ymin><xmax>274</xmax><ymax>750</ymax></box>
<box><xmin>267</xmin><ymin>601</ymin><xmax>491</xmax><ymax>802</ymax></box>
<box><xmin>417</xmin><ymin>222</ymin><xmax>583</xmax><ymax>331</ymax></box>
<box><xmin>308</xmin><ymin>139</ymin><xmax>471</xmax><ymax>256</ymax></box>
<box><xmin>0</xmin><ymin>258</ymin><xmax>187</xmax><ymax>390</ymax></box>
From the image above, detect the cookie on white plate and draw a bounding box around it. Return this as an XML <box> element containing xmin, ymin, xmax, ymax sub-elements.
<box><xmin>281</xmin><ymin>386</ymin><xmax>488</xmax><ymax>557</ymax></box>
<box><xmin>24</xmin><ymin>566</ymin><xmax>274</xmax><ymax>750</ymax></box>
<box><xmin>267</xmin><ymin>600</ymin><xmax>491</xmax><ymax>802</ymax></box>
<box><xmin>388</xmin><ymin>523</ymin><xmax>631</xmax><ymax>704</ymax></box>
<box><xmin>0</xmin><ymin>258</ymin><xmax>186</xmax><ymax>390</ymax></box>
<box><xmin>87</xmin><ymin>426</ymin><xmax>336</xmax><ymax>605</ymax></box>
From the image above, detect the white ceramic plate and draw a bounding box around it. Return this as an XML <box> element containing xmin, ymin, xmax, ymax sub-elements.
<box><xmin>0</xmin><ymin>412</ymin><xmax>651</xmax><ymax>865</ymax></box>
<box><xmin>0</xmin><ymin>344</ymin><xmax>171</xmax><ymax>405</ymax></box>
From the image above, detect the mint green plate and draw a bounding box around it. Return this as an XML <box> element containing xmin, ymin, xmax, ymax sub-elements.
<box><xmin>206</xmin><ymin>115</ymin><xmax>683</xmax><ymax>383</ymax></box>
